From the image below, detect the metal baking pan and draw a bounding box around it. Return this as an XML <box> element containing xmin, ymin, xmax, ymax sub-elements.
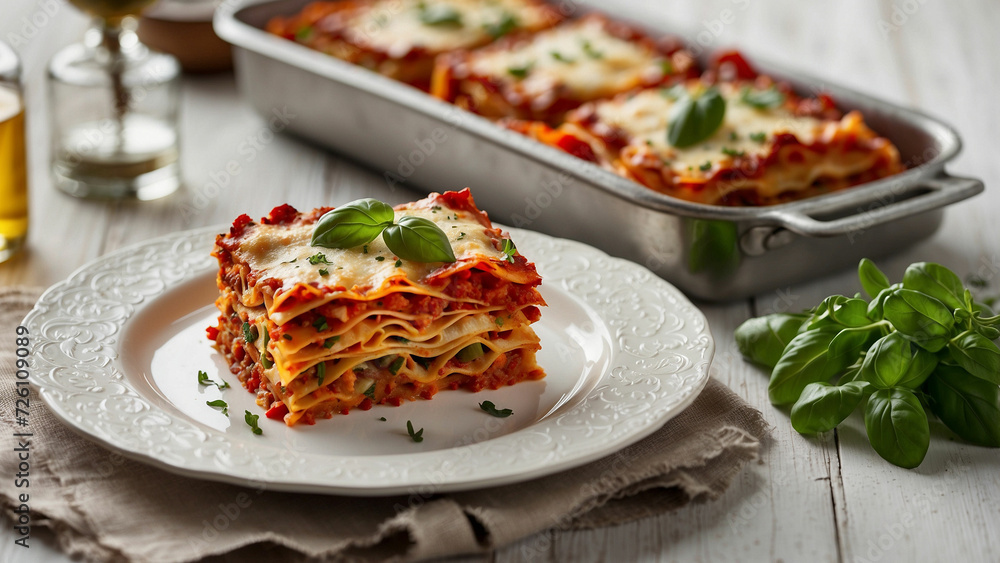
<box><xmin>214</xmin><ymin>0</ymin><xmax>983</xmax><ymax>301</ymax></box>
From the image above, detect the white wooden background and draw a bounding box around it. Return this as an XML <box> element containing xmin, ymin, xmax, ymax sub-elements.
<box><xmin>2</xmin><ymin>0</ymin><xmax>999</xmax><ymax>561</ymax></box>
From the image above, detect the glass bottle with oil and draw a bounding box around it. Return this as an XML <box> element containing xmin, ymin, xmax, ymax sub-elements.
<box><xmin>48</xmin><ymin>0</ymin><xmax>181</xmax><ymax>200</ymax></box>
<box><xmin>0</xmin><ymin>42</ymin><xmax>28</xmax><ymax>263</ymax></box>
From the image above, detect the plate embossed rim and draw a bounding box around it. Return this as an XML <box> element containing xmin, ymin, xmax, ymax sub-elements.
<box><xmin>24</xmin><ymin>226</ymin><xmax>713</xmax><ymax>495</ymax></box>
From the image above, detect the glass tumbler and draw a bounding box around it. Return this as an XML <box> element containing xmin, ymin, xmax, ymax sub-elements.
<box><xmin>0</xmin><ymin>41</ymin><xmax>28</xmax><ymax>263</ymax></box>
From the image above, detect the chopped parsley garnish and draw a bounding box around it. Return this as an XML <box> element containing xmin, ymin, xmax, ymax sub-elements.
<box><xmin>389</xmin><ymin>356</ymin><xmax>405</xmax><ymax>375</ymax></box>
<box><xmin>431</xmin><ymin>205</ymin><xmax>442</xmax><ymax>211</ymax></box>
<box><xmin>312</xmin><ymin>316</ymin><xmax>329</xmax><ymax>332</ymax></box>
<box><xmin>721</xmin><ymin>147</ymin><xmax>746</xmax><ymax>158</ymax></box>
<box><xmin>406</xmin><ymin>420</ymin><xmax>424</xmax><ymax>442</ymax></box>
<box><xmin>479</xmin><ymin>400</ymin><xmax>513</xmax><ymax>418</ymax></box>
<box><xmin>242</xmin><ymin>321</ymin><xmax>257</xmax><ymax>344</ymax></box>
<box><xmin>206</xmin><ymin>399</ymin><xmax>229</xmax><ymax>416</ymax></box>
<box><xmin>294</xmin><ymin>26</ymin><xmax>313</xmax><ymax>42</ymax></box>
<box><xmin>484</xmin><ymin>11</ymin><xmax>517</xmax><ymax>39</ymax></box>
<box><xmin>324</xmin><ymin>336</ymin><xmax>340</xmax><ymax>348</ymax></box>
<box><xmin>740</xmin><ymin>86</ymin><xmax>785</xmax><ymax>109</ymax></box>
<box><xmin>318</xmin><ymin>268</ymin><xmax>329</xmax><ymax>276</ymax></box>
<box><xmin>316</xmin><ymin>361</ymin><xmax>326</xmax><ymax>385</ymax></box>
<box><xmin>284</xmin><ymin>258</ymin><xmax>297</xmax><ymax>263</ymax></box>
<box><xmin>507</xmin><ymin>63</ymin><xmax>532</xmax><ymax>78</ymax></box>
<box><xmin>581</xmin><ymin>40</ymin><xmax>603</xmax><ymax>59</ymax></box>
<box><xmin>379</xmin><ymin>417</ymin><xmax>387</xmax><ymax>421</ymax></box>
<box><xmin>659</xmin><ymin>59</ymin><xmax>673</xmax><ymax>75</ymax></box>
<box><xmin>699</xmin><ymin>161</ymin><xmax>713</xmax><ymax>172</ymax></box>
<box><xmin>198</xmin><ymin>370</ymin><xmax>230</xmax><ymax>390</ymax></box>
<box><xmin>394</xmin><ymin>259</ymin><xmax>402</xmax><ymax>268</ymax></box>
<box><xmin>308</xmin><ymin>253</ymin><xmax>331</xmax><ymax>265</ymax></box>
<box><xmin>500</xmin><ymin>238</ymin><xmax>517</xmax><ymax>263</ymax></box>
<box><xmin>282</xmin><ymin>333</ymin><xmax>292</xmax><ymax>340</ymax></box>
<box><xmin>550</xmin><ymin>51</ymin><xmax>575</xmax><ymax>63</ymax></box>
<box><xmin>729</xmin><ymin>131</ymin><xmax>740</xmax><ymax>141</ymax></box>
<box><xmin>457</xmin><ymin>232</ymin><xmax>466</xmax><ymax>240</ymax></box>
<box><xmin>495</xmin><ymin>317</ymin><xmax>504</xmax><ymax>327</ymax></box>
<box><xmin>363</xmin><ymin>244</ymin><xmax>369</xmax><ymax>254</ymax></box>
<box><xmin>363</xmin><ymin>382</ymin><xmax>376</xmax><ymax>399</ymax></box>
<box><xmin>749</xmin><ymin>131</ymin><xmax>767</xmax><ymax>143</ymax></box>
<box><xmin>375</xmin><ymin>256</ymin><xmax>385</xmax><ymax>262</ymax></box>
<box><xmin>418</xmin><ymin>3</ymin><xmax>462</xmax><ymax>27</ymax></box>
<box><xmin>244</xmin><ymin>410</ymin><xmax>263</xmax><ymax>435</ymax></box>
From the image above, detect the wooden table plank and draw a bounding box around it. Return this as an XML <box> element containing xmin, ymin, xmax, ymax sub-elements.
<box><xmin>827</xmin><ymin>2</ymin><xmax>1000</xmax><ymax>562</ymax></box>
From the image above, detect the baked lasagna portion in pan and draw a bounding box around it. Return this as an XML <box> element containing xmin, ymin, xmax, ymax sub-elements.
<box><xmin>266</xmin><ymin>0</ymin><xmax>564</xmax><ymax>90</ymax></box>
<box><xmin>508</xmin><ymin>78</ymin><xmax>904</xmax><ymax>205</ymax></box>
<box><xmin>431</xmin><ymin>13</ymin><xmax>698</xmax><ymax>123</ymax></box>
<box><xmin>209</xmin><ymin>189</ymin><xmax>545</xmax><ymax>426</ymax></box>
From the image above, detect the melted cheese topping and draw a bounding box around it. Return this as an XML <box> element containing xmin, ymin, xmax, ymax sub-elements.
<box><xmin>235</xmin><ymin>205</ymin><xmax>504</xmax><ymax>314</ymax></box>
<box><xmin>470</xmin><ymin>17</ymin><xmax>668</xmax><ymax>101</ymax></box>
<box><xmin>594</xmin><ymin>84</ymin><xmax>823</xmax><ymax>175</ymax></box>
<box><xmin>348</xmin><ymin>0</ymin><xmax>553</xmax><ymax>56</ymax></box>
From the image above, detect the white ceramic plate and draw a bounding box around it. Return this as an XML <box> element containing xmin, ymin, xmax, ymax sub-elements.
<box><xmin>25</xmin><ymin>226</ymin><xmax>713</xmax><ymax>495</ymax></box>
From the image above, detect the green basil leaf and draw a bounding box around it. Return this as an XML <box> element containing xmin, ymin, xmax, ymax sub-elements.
<box><xmin>926</xmin><ymin>365</ymin><xmax>1000</xmax><ymax>447</ymax></box>
<box><xmin>861</xmin><ymin>332</ymin><xmax>913</xmax><ymax>389</ymax></box>
<box><xmin>858</xmin><ymin>258</ymin><xmax>891</xmax><ymax>299</ymax></box>
<box><xmin>734</xmin><ymin>313</ymin><xmax>809</xmax><ymax>369</ymax></box>
<box><xmin>902</xmin><ymin>262</ymin><xmax>967</xmax><ymax>311</ymax></box>
<box><xmin>975</xmin><ymin>324</ymin><xmax>1000</xmax><ymax>341</ymax></box>
<box><xmin>864</xmin><ymin>388</ymin><xmax>930</xmax><ymax>468</ymax></box>
<box><xmin>867</xmin><ymin>284</ymin><xmax>901</xmax><ymax>320</ymax></box>
<box><xmin>828</xmin><ymin>326</ymin><xmax>880</xmax><ymax>373</ymax></box>
<box><xmin>837</xmin><ymin>357</ymin><xmax>866</xmax><ymax>385</ymax></box>
<box><xmin>896</xmin><ymin>347</ymin><xmax>937</xmax><ymax>389</ymax></box>
<box><xmin>312</xmin><ymin>198</ymin><xmax>395</xmax><ymax>249</ymax></box>
<box><xmin>382</xmin><ymin>215</ymin><xmax>457</xmax><ymax>263</ymax></box>
<box><xmin>739</xmin><ymin>86</ymin><xmax>785</xmax><ymax>109</ymax></box>
<box><xmin>947</xmin><ymin>331</ymin><xmax>1000</xmax><ymax>385</ymax></box>
<box><xmin>667</xmin><ymin>88</ymin><xmax>726</xmax><ymax>148</ymax></box>
<box><xmin>791</xmin><ymin>381</ymin><xmax>867</xmax><ymax>434</ymax></box>
<box><xmin>829</xmin><ymin>298</ymin><xmax>873</xmax><ymax>327</ymax></box>
<box><xmin>883</xmin><ymin>289</ymin><xmax>955</xmax><ymax>352</ymax></box>
<box><xmin>768</xmin><ymin>327</ymin><xmax>841</xmax><ymax>405</ymax></box>
<box><xmin>806</xmin><ymin>295</ymin><xmax>871</xmax><ymax>330</ymax></box>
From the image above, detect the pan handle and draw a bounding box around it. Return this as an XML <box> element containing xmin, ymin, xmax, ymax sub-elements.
<box><xmin>757</xmin><ymin>173</ymin><xmax>983</xmax><ymax>238</ymax></box>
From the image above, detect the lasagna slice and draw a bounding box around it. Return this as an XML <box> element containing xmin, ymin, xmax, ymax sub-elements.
<box><xmin>508</xmin><ymin>79</ymin><xmax>904</xmax><ymax>205</ymax></box>
<box><xmin>431</xmin><ymin>13</ymin><xmax>698</xmax><ymax>124</ymax></box>
<box><xmin>210</xmin><ymin>189</ymin><xmax>545</xmax><ymax>426</ymax></box>
<box><xmin>266</xmin><ymin>0</ymin><xmax>564</xmax><ymax>90</ymax></box>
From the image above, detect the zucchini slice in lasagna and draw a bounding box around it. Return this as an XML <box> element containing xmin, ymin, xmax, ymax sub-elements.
<box><xmin>210</xmin><ymin>189</ymin><xmax>545</xmax><ymax>426</ymax></box>
<box><xmin>431</xmin><ymin>13</ymin><xmax>698</xmax><ymax>123</ymax></box>
<box><xmin>508</xmin><ymin>79</ymin><xmax>904</xmax><ymax>205</ymax></box>
<box><xmin>266</xmin><ymin>0</ymin><xmax>564</xmax><ymax>90</ymax></box>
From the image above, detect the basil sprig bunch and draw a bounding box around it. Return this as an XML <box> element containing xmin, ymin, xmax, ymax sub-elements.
<box><xmin>667</xmin><ymin>87</ymin><xmax>726</xmax><ymax>148</ymax></box>
<box><xmin>736</xmin><ymin>259</ymin><xmax>1000</xmax><ymax>468</ymax></box>
<box><xmin>311</xmin><ymin>198</ymin><xmax>457</xmax><ymax>263</ymax></box>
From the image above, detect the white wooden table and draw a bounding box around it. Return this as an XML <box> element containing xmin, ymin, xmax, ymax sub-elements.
<box><xmin>2</xmin><ymin>1</ymin><xmax>998</xmax><ymax>561</ymax></box>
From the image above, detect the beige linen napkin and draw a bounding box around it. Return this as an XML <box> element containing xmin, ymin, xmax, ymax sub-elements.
<box><xmin>0</xmin><ymin>288</ymin><xmax>769</xmax><ymax>562</ymax></box>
